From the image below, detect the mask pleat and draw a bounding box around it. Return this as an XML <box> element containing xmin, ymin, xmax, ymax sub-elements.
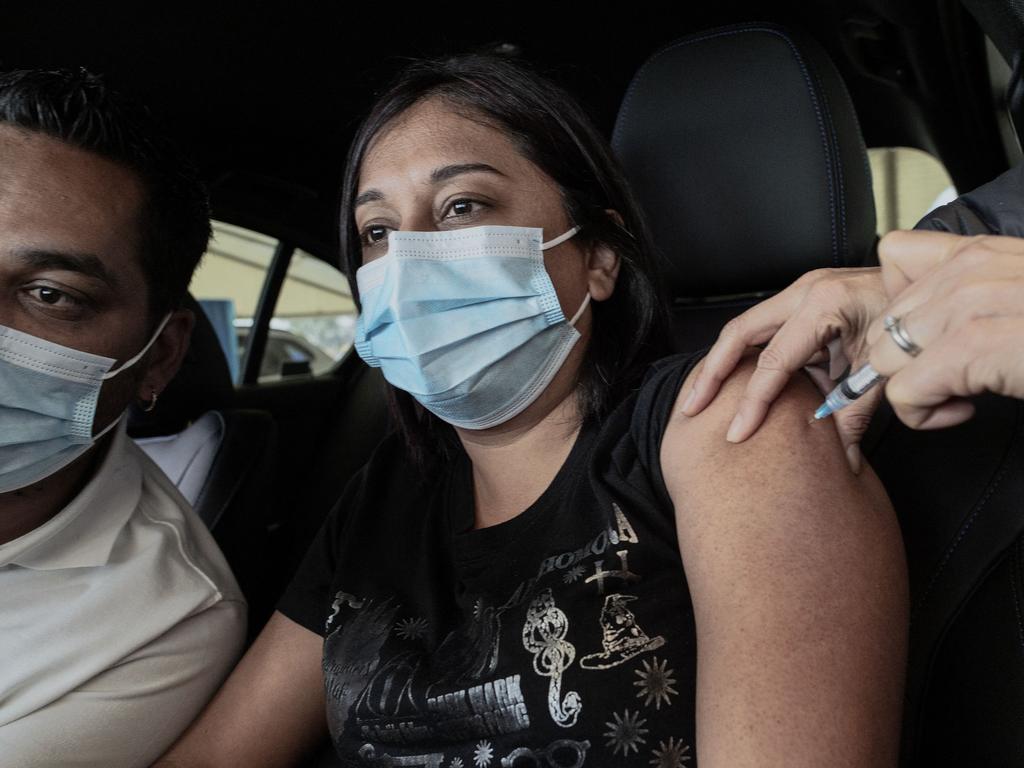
<box><xmin>353</xmin><ymin>224</ymin><xmax>583</xmax><ymax>428</ymax></box>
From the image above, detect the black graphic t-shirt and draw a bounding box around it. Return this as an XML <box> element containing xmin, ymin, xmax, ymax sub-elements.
<box><xmin>279</xmin><ymin>352</ymin><xmax>703</xmax><ymax>768</ymax></box>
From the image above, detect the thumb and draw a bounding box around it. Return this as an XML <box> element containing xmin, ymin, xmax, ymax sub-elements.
<box><xmin>801</xmin><ymin>365</ymin><xmax>880</xmax><ymax>473</ymax></box>
<box><xmin>832</xmin><ymin>387</ymin><xmax>884</xmax><ymax>474</ymax></box>
<box><xmin>878</xmin><ymin>230</ymin><xmax>970</xmax><ymax>298</ymax></box>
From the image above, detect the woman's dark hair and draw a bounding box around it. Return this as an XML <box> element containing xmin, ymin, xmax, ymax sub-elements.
<box><xmin>340</xmin><ymin>53</ymin><xmax>672</xmax><ymax>467</ymax></box>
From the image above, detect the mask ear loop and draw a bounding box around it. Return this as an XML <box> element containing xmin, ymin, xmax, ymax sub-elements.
<box><xmin>540</xmin><ymin>225</ymin><xmax>590</xmax><ymax>327</ymax></box>
<box><xmin>91</xmin><ymin>409</ymin><xmax>128</xmax><ymax>443</ymax></box>
<box><xmin>101</xmin><ymin>313</ymin><xmax>173</xmax><ymax>380</ymax></box>
<box><xmin>541</xmin><ymin>226</ymin><xmax>590</xmax><ymax>326</ymax></box>
<box><xmin>91</xmin><ymin>312</ymin><xmax>173</xmax><ymax>440</ymax></box>
<box><xmin>541</xmin><ymin>225</ymin><xmax>582</xmax><ymax>250</ymax></box>
<box><xmin>569</xmin><ymin>292</ymin><xmax>591</xmax><ymax>326</ymax></box>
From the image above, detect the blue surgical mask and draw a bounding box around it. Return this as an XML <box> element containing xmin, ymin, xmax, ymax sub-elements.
<box><xmin>354</xmin><ymin>224</ymin><xmax>589</xmax><ymax>430</ymax></box>
<box><xmin>0</xmin><ymin>315</ymin><xmax>170</xmax><ymax>494</ymax></box>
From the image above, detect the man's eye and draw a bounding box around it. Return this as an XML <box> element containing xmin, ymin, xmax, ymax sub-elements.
<box><xmin>28</xmin><ymin>286</ymin><xmax>80</xmax><ymax>307</ymax></box>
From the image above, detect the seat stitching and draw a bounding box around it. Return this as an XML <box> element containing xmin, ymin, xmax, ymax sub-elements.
<box><xmin>821</xmin><ymin>58</ymin><xmax>875</xmax><ymax>246</ymax></box>
<box><xmin>1011</xmin><ymin>543</ymin><xmax>1024</xmax><ymax>654</ymax></box>
<box><xmin>614</xmin><ymin>24</ymin><xmax>839</xmax><ymax>264</ymax></box>
<box><xmin>806</xmin><ymin>60</ymin><xmax>847</xmax><ymax>266</ymax></box>
<box><xmin>913</xmin><ymin>406</ymin><xmax>1024</xmax><ymax>618</ymax></box>
<box><xmin>914</xmin><ymin>462</ymin><xmax>1011</xmax><ymax>619</ymax></box>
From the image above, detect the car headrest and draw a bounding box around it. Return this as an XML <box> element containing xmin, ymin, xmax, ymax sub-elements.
<box><xmin>127</xmin><ymin>293</ymin><xmax>235</xmax><ymax>437</ymax></box>
<box><xmin>613</xmin><ymin>23</ymin><xmax>876</xmax><ymax>298</ymax></box>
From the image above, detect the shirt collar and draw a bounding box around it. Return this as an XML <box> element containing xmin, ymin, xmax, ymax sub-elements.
<box><xmin>0</xmin><ymin>419</ymin><xmax>143</xmax><ymax>570</ymax></box>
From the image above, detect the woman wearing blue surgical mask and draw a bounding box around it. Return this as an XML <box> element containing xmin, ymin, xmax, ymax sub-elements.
<box><xmin>156</xmin><ymin>55</ymin><xmax>907</xmax><ymax>768</ymax></box>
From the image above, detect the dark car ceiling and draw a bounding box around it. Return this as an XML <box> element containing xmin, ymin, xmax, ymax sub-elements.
<box><xmin>0</xmin><ymin>0</ymin><xmax>1009</xmax><ymax>264</ymax></box>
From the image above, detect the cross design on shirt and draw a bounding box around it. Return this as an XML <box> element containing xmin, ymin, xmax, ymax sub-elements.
<box><xmin>584</xmin><ymin>550</ymin><xmax>640</xmax><ymax>594</ymax></box>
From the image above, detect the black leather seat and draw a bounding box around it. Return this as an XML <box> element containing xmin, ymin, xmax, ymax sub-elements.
<box><xmin>128</xmin><ymin>294</ymin><xmax>279</xmax><ymax>637</ymax></box>
<box><xmin>612</xmin><ymin>22</ymin><xmax>877</xmax><ymax>352</ymax></box>
<box><xmin>866</xmin><ymin>392</ymin><xmax>1024</xmax><ymax>766</ymax></box>
<box><xmin>869</xmin><ymin>168</ymin><xmax>1024</xmax><ymax>767</ymax></box>
<box><xmin>614</xmin><ymin>22</ymin><xmax>1024</xmax><ymax>767</ymax></box>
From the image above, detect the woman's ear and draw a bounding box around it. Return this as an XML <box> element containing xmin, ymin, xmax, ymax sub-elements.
<box><xmin>587</xmin><ymin>209</ymin><xmax>624</xmax><ymax>301</ymax></box>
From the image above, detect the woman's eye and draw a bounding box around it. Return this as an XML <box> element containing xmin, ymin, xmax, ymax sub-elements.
<box><xmin>444</xmin><ymin>199</ymin><xmax>479</xmax><ymax>218</ymax></box>
<box><xmin>361</xmin><ymin>225</ymin><xmax>391</xmax><ymax>247</ymax></box>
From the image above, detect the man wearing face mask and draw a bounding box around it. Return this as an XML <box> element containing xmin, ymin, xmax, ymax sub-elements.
<box><xmin>0</xmin><ymin>69</ymin><xmax>245</xmax><ymax>767</ymax></box>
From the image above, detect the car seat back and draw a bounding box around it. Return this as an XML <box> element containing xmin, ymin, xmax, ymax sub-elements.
<box><xmin>867</xmin><ymin>169</ymin><xmax>1024</xmax><ymax>765</ymax></box>
<box><xmin>867</xmin><ymin>393</ymin><xmax>1024</xmax><ymax>765</ymax></box>
<box><xmin>612</xmin><ymin>22</ymin><xmax>877</xmax><ymax>351</ymax></box>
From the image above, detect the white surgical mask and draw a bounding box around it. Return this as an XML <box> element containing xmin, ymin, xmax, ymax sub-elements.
<box><xmin>0</xmin><ymin>315</ymin><xmax>170</xmax><ymax>493</ymax></box>
<box><xmin>354</xmin><ymin>224</ymin><xmax>588</xmax><ymax>430</ymax></box>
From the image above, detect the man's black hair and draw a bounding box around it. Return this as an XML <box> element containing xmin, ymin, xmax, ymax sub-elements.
<box><xmin>339</xmin><ymin>53</ymin><xmax>673</xmax><ymax>469</ymax></box>
<box><xmin>0</xmin><ymin>68</ymin><xmax>211</xmax><ymax>322</ymax></box>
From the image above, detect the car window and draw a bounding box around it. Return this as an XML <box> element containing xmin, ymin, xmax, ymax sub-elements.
<box><xmin>868</xmin><ymin>146</ymin><xmax>956</xmax><ymax>234</ymax></box>
<box><xmin>188</xmin><ymin>221</ymin><xmax>355</xmax><ymax>384</ymax></box>
<box><xmin>265</xmin><ymin>248</ymin><xmax>355</xmax><ymax>381</ymax></box>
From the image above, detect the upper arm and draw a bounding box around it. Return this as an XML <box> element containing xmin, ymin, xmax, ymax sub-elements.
<box><xmin>154</xmin><ymin>611</ymin><xmax>327</xmax><ymax>768</ymax></box>
<box><xmin>0</xmin><ymin>598</ymin><xmax>246</xmax><ymax>768</ymax></box>
<box><xmin>662</xmin><ymin>356</ymin><xmax>907</xmax><ymax>767</ymax></box>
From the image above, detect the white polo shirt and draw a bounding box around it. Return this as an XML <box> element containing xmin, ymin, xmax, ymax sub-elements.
<box><xmin>0</xmin><ymin>422</ymin><xmax>247</xmax><ymax>768</ymax></box>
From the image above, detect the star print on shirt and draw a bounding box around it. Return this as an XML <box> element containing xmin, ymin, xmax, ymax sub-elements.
<box><xmin>634</xmin><ymin>656</ymin><xmax>679</xmax><ymax>710</ymax></box>
<box><xmin>473</xmin><ymin>740</ymin><xmax>494</xmax><ymax>767</ymax></box>
<box><xmin>394</xmin><ymin>617</ymin><xmax>429</xmax><ymax>641</ymax></box>
<box><xmin>649</xmin><ymin>737</ymin><xmax>692</xmax><ymax>767</ymax></box>
<box><xmin>604</xmin><ymin>708</ymin><xmax>649</xmax><ymax>756</ymax></box>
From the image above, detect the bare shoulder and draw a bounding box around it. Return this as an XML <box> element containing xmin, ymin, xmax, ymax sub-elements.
<box><xmin>660</xmin><ymin>351</ymin><xmax>902</xmax><ymax>620</ymax></box>
<box><xmin>662</xmin><ymin>353</ymin><xmax>888</xmax><ymax>514</ymax></box>
<box><xmin>662</xmin><ymin>360</ymin><xmax>907</xmax><ymax>764</ymax></box>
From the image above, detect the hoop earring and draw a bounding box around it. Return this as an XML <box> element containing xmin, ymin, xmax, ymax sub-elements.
<box><xmin>142</xmin><ymin>389</ymin><xmax>159</xmax><ymax>413</ymax></box>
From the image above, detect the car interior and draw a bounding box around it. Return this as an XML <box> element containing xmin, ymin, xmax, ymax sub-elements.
<box><xmin>3</xmin><ymin>1</ymin><xmax>1024</xmax><ymax>765</ymax></box>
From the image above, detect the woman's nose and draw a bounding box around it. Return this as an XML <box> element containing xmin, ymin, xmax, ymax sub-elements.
<box><xmin>400</xmin><ymin>210</ymin><xmax>438</xmax><ymax>233</ymax></box>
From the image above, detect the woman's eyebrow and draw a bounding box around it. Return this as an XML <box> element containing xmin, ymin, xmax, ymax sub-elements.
<box><xmin>354</xmin><ymin>189</ymin><xmax>384</xmax><ymax>208</ymax></box>
<box><xmin>355</xmin><ymin>163</ymin><xmax>506</xmax><ymax>209</ymax></box>
<box><xmin>429</xmin><ymin>163</ymin><xmax>505</xmax><ymax>184</ymax></box>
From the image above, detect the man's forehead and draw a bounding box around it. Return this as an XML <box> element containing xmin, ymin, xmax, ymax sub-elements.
<box><xmin>0</xmin><ymin>124</ymin><xmax>141</xmax><ymax>190</ymax></box>
<box><xmin>0</xmin><ymin>124</ymin><xmax>74</xmax><ymax>176</ymax></box>
<box><xmin>0</xmin><ymin>124</ymin><xmax>146</xmax><ymax>274</ymax></box>
<box><xmin>0</xmin><ymin>125</ymin><xmax>44</xmax><ymax>187</ymax></box>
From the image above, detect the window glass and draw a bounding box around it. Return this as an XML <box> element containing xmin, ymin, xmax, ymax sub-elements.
<box><xmin>264</xmin><ymin>248</ymin><xmax>355</xmax><ymax>381</ymax></box>
<box><xmin>187</xmin><ymin>221</ymin><xmax>355</xmax><ymax>384</ymax></box>
<box><xmin>868</xmin><ymin>147</ymin><xmax>957</xmax><ymax>234</ymax></box>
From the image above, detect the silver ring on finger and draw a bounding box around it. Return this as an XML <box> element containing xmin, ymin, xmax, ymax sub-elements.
<box><xmin>883</xmin><ymin>314</ymin><xmax>923</xmax><ymax>357</ymax></box>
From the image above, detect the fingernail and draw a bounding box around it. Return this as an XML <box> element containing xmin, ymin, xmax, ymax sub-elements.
<box><xmin>726</xmin><ymin>412</ymin><xmax>746</xmax><ymax>442</ymax></box>
<box><xmin>682</xmin><ymin>387</ymin><xmax>697</xmax><ymax>414</ymax></box>
<box><xmin>846</xmin><ymin>444</ymin><xmax>863</xmax><ymax>475</ymax></box>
